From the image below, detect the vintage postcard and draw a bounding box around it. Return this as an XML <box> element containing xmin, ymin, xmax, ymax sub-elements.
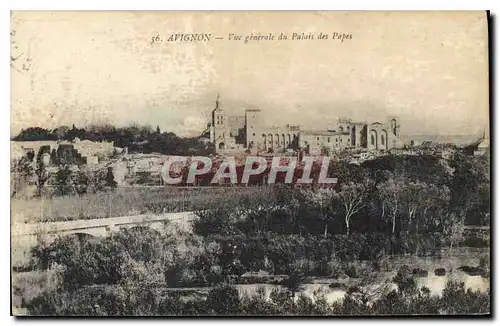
<box><xmin>10</xmin><ymin>11</ymin><xmax>490</xmax><ymax>316</ymax></box>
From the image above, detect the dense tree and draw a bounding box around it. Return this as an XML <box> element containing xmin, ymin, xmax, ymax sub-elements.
<box><xmin>54</xmin><ymin>165</ymin><xmax>75</xmax><ymax>196</ymax></box>
<box><xmin>13</xmin><ymin>127</ymin><xmax>57</xmax><ymax>141</ymax></box>
<box><xmin>12</xmin><ymin>123</ymin><xmax>215</xmax><ymax>156</ymax></box>
<box><xmin>448</xmin><ymin>152</ymin><xmax>490</xmax><ymax>225</ymax></box>
<box><xmin>105</xmin><ymin>167</ymin><xmax>117</xmax><ymax>188</ymax></box>
<box><xmin>34</xmin><ymin>160</ymin><xmax>49</xmax><ymax>197</ymax></box>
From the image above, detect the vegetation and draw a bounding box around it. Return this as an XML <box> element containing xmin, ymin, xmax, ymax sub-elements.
<box><xmin>20</xmin><ymin>226</ymin><xmax>490</xmax><ymax>316</ymax></box>
<box><xmin>12</xmin><ymin>124</ymin><xmax>215</xmax><ymax>156</ymax></box>
<box><xmin>11</xmin><ymin>148</ymin><xmax>490</xmax><ymax>315</ymax></box>
<box><xmin>11</xmin><ymin>186</ymin><xmax>273</xmax><ymax>223</ymax></box>
<box><xmin>24</xmin><ymin>279</ymin><xmax>490</xmax><ymax>316</ymax></box>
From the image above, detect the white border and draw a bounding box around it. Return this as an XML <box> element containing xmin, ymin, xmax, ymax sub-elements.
<box><xmin>2</xmin><ymin>1</ymin><xmax>498</xmax><ymax>325</ymax></box>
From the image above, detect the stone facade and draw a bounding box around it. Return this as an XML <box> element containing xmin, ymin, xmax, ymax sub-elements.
<box><xmin>11</xmin><ymin>139</ymin><xmax>115</xmax><ymax>165</ymax></box>
<box><xmin>245</xmin><ymin>109</ymin><xmax>300</xmax><ymax>153</ymax></box>
<box><xmin>209</xmin><ymin>95</ymin><xmax>402</xmax><ymax>154</ymax></box>
<box><xmin>298</xmin><ymin>130</ymin><xmax>351</xmax><ymax>155</ymax></box>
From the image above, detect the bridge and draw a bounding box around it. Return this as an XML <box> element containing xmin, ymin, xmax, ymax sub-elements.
<box><xmin>11</xmin><ymin>211</ymin><xmax>490</xmax><ymax>268</ymax></box>
<box><xmin>11</xmin><ymin>211</ymin><xmax>199</xmax><ymax>267</ymax></box>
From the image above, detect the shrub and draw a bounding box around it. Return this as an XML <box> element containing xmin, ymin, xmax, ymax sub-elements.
<box><xmin>54</xmin><ymin>165</ymin><xmax>75</xmax><ymax>196</ymax></box>
<box><xmin>345</xmin><ymin>264</ymin><xmax>359</xmax><ymax>278</ymax></box>
<box><xmin>30</xmin><ymin>227</ymin><xmax>180</xmax><ymax>290</ymax></box>
<box><xmin>462</xmin><ymin>236</ymin><xmax>488</xmax><ymax>248</ymax></box>
<box><xmin>412</xmin><ymin>268</ymin><xmax>428</xmax><ymax>277</ymax></box>
<box><xmin>206</xmin><ymin>284</ymin><xmax>241</xmax><ymax>315</ymax></box>
<box><xmin>440</xmin><ymin>280</ymin><xmax>490</xmax><ymax>314</ymax></box>
<box><xmin>434</xmin><ymin>268</ymin><xmax>446</xmax><ymax>276</ymax></box>
<box><xmin>25</xmin><ymin>278</ymin><xmax>490</xmax><ymax>316</ymax></box>
<box><xmin>393</xmin><ymin>265</ymin><xmax>418</xmax><ymax>295</ymax></box>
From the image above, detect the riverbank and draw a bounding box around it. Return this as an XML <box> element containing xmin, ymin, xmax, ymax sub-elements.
<box><xmin>12</xmin><ymin>246</ymin><xmax>490</xmax><ymax>314</ymax></box>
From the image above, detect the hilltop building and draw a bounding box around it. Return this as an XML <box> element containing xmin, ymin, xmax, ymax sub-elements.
<box><xmin>209</xmin><ymin>95</ymin><xmax>403</xmax><ymax>154</ymax></box>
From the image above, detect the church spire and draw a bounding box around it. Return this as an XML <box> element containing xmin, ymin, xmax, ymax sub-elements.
<box><xmin>216</xmin><ymin>93</ymin><xmax>220</xmax><ymax>108</ymax></box>
<box><xmin>213</xmin><ymin>93</ymin><xmax>222</xmax><ymax>111</ymax></box>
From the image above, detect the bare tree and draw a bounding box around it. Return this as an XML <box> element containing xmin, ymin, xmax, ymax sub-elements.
<box><xmin>445</xmin><ymin>212</ymin><xmax>465</xmax><ymax>250</ymax></box>
<box><xmin>377</xmin><ymin>178</ymin><xmax>404</xmax><ymax>235</ymax></box>
<box><xmin>405</xmin><ymin>183</ymin><xmax>420</xmax><ymax>226</ymax></box>
<box><xmin>377</xmin><ymin>179</ymin><xmax>404</xmax><ymax>234</ymax></box>
<box><xmin>336</xmin><ymin>182</ymin><xmax>367</xmax><ymax>236</ymax></box>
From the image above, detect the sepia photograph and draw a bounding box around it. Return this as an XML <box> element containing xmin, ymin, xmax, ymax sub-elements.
<box><xmin>10</xmin><ymin>10</ymin><xmax>491</xmax><ymax>316</ymax></box>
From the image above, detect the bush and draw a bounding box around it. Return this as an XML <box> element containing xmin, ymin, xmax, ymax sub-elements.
<box><xmin>412</xmin><ymin>268</ymin><xmax>428</xmax><ymax>277</ymax></box>
<box><xmin>206</xmin><ymin>284</ymin><xmax>241</xmax><ymax>315</ymax></box>
<box><xmin>345</xmin><ymin>264</ymin><xmax>359</xmax><ymax>278</ymax></box>
<box><xmin>462</xmin><ymin>236</ymin><xmax>489</xmax><ymax>248</ymax></box>
<box><xmin>193</xmin><ymin>209</ymin><xmax>238</xmax><ymax>237</ymax></box>
<box><xmin>393</xmin><ymin>265</ymin><xmax>418</xmax><ymax>295</ymax></box>
<box><xmin>54</xmin><ymin>165</ymin><xmax>75</xmax><ymax>196</ymax></box>
<box><xmin>440</xmin><ymin>280</ymin><xmax>490</xmax><ymax>314</ymax></box>
<box><xmin>434</xmin><ymin>268</ymin><xmax>446</xmax><ymax>276</ymax></box>
<box><xmin>30</xmin><ymin>227</ymin><xmax>179</xmax><ymax>290</ymax></box>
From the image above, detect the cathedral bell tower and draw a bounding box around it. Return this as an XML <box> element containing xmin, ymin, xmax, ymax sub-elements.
<box><xmin>212</xmin><ymin>94</ymin><xmax>229</xmax><ymax>151</ymax></box>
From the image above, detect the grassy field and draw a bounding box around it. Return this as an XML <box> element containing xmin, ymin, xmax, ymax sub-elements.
<box><xmin>11</xmin><ymin>186</ymin><xmax>275</xmax><ymax>223</ymax></box>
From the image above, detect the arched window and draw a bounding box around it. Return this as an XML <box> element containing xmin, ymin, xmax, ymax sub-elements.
<box><xmin>370</xmin><ymin>130</ymin><xmax>379</xmax><ymax>149</ymax></box>
<box><xmin>391</xmin><ymin>119</ymin><xmax>397</xmax><ymax>135</ymax></box>
<box><xmin>381</xmin><ymin>134</ymin><xmax>385</xmax><ymax>146</ymax></box>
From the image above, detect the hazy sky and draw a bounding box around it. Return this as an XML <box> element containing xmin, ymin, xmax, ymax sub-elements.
<box><xmin>11</xmin><ymin>11</ymin><xmax>489</xmax><ymax>137</ymax></box>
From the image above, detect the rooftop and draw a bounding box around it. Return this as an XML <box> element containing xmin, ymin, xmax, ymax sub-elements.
<box><xmin>301</xmin><ymin>130</ymin><xmax>344</xmax><ymax>136</ymax></box>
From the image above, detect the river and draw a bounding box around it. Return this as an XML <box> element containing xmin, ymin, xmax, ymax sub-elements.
<box><xmin>236</xmin><ymin>247</ymin><xmax>490</xmax><ymax>303</ymax></box>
